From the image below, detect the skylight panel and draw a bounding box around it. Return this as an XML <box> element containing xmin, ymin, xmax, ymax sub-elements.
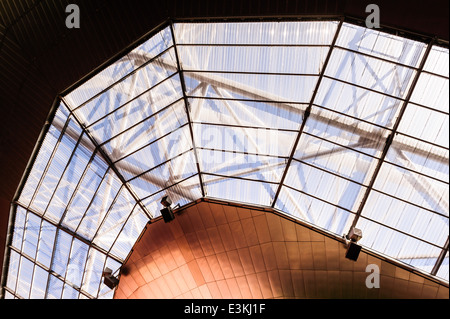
<box><xmin>284</xmin><ymin>160</ymin><xmax>367</xmax><ymax>213</ymax></box>
<box><xmin>274</xmin><ymin>185</ymin><xmax>354</xmax><ymax>234</ymax></box>
<box><xmin>388</xmin><ymin>134</ymin><xmax>449</xmax><ymax>183</ymax></box>
<box><xmin>424</xmin><ymin>46</ymin><xmax>449</xmax><ymax>77</ymax></box>
<box><xmin>93</xmin><ymin>187</ymin><xmax>137</xmax><ymax>251</ymax></box>
<box><xmin>325</xmin><ymin>48</ymin><xmax>417</xmax><ymax>99</ymax></box>
<box><xmin>185</xmin><ymin>72</ymin><xmax>318</xmax><ymax>104</ymax></box>
<box><xmin>436</xmin><ymin>251</ymin><xmax>449</xmax><ymax>281</ymax></box>
<box><xmin>356</xmin><ymin>216</ymin><xmax>444</xmax><ymax>274</ymax></box>
<box><xmin>174</xmin><ymin>21</ymin><xmax>339</xmax><ymax>45</ymax></box>
<box><xmin>398</xmin><ymin>103</ymin><xmax>449</xmax><ymax>148</ymax></box>
<box><xmin>88</xmin><ymin>73</ymin><xmax>183</xmax><ymax>144</ymax></box>
<box><xmin>314</xmin><ymin>76</ymin><xmax>404</xmax><ymax>128</ymax></box>
<box><xmin>336</xmin><ymin>22</ymin><xmax>427</xmax><ymax>67</ymax></box>
<box><xmin>126</xmin><ymin>150</ymin><xmax>198</xmax><ymax>199</ymax></box>
<box><xmin>64</xmin><ymin>26</ymin><xmax>174</xmax><ymax>109</ymax></box>
<box><xmin>178</xmin><ymin>45</ymin><xmax>329</xmax><ymax>75</ymax></box>
<box><xmin>410</xmin><ymin>72</ymin><xmax>449</xmax><ymax>113</ymax></box>
<box><xmin>71</xmin><ymin>47</ymin><xmax>179</xmax><ymax>126</ymax></box>
<box><xmin>18</xmin><ymin>106</ymin><xmax>69</xmax><ymax>208</ymax></box>
<box><xmin>194</xmin><ymin>123</ymin><xmax>298</xmax><ymax>157</ymax></box>
<box><xmin>202</xmin><ymin>174</ymin><xmax>278</xmax><ymax>207</ymax></box>
<box><xmin>360</xmin><ymin>189</ymin><xmax>448</xmax><ymax>247</ymax></box>
<box><xmin>293</xmin><ymin>133</ymin><xmax>378</xmax><ymax>186</ymax></box>
<box><xmin>303</xmin><ymin>107</ymin><xmax>390</xmax><ymax>159</ymax></box>
<box><xmin>189</xmin><ymin>97</ymin><xmax>306</xmax><ymax>131</ymax></box>
<box><xmin>374</xmin><ymin>161</ymin><xmax>449</xmax><ymax>217</ymax></box>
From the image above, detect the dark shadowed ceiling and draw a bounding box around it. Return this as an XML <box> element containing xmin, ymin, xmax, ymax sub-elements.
<box><xmin>0</xmin><ymin>0</ymin><xmax>448</xmax><ymax>286</ymax></box>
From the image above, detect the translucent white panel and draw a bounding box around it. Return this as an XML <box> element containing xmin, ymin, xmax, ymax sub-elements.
<box><xmin>30</xmin><ymin>265</ymin><xmax>48</xmax><ymax>299</ymax></box>
<box><xmin>189</xmin><ymin>96</ymin><xmax>305</xmax><ymax>131</ymax></box>
<box><xmin>199</xmin><ymin>149</ymin><xmax>285</xmax><ymax>183</ymax></box>
<box><xmin>81</xmin><ymin>248</ymin><xmax>106</xmax><ymax>297</ymax></box>
<box><xmin>360</xmin><ymin>191</ymin><xmax>448</xmax><ymax>247</ymax></box>
<box><xmin>17</xmin><ymin>256</ymin><xmax>34</xmax><ymax>298</ymax></box>
<box><xmin>46</xmin><ymin>275</ymin><xmax>63</xmax><ymax>299</ymax></box>
<box><xmin>18</xmin><ymin>123</ymin><xmax>61</xmax><ymax>207</ymax></box>
<box><xmin>374</xmin><ymin>161</ymin><xmax>449</xmax><ymax>217</ymax></box>
<box><xmin>6</xmin><ymin>250</ymin><xmax>20</xmax><ymax>292</ymax></box>
<box><xmin>142</xmin><ymin>175</ymin><xmax>203</xmax><ymax>218</ymax></box>
<box><xmin>36</xmin><ymin>219</ymin><xmax>57</xmax><ymax>268</ymax></box>
<box><xmin>410</xmin><ymin>72</ymin><xmax>449</xmax><ymax>113</ymax></box>
<box><xmin>203</xmin><ymin>174</ymin><xmax>277</xmax><ymax>207</ymax></box>
<box><xmin>400</xmin><ymin>256</ymin><xmax>437</xmax><ymax>276</ymax></box>
<box><xmin>11</xmin><ymin>206</ymin><xmax>27</xmax><ymax>250</ymax></box>
<box><xmin>294</xmin><ymin>133</ymin><xmax>378</xmax><ymax>186</ymax></box>
<box><xmin>304</xmin><ymin>106</ymin><xmax>390</xmax><ymax>158</ymax></box>
<box><xmin>62</xmin><ymin>284</ymin><xmax>79</xmax><ymax>299</ymax></box>
<box><xmin>424</xmin><ymin>45</ymin><xmax>449</xmax><ymax>77</ymax></box>
<box><xmin>185</xmin><ymin>71</ymin><xmax>318</xmax><ymax>105</ymax></box>
<box><xmin>315</xmin><ymin>77</ymin><xmax>403</xmax><ymax>128</ymax></box>
<box><xmin>389</xmin><ymin>134</ymin><xmax>449</xmax><ymax>184</ymax></box>
<box><xmin>357</xmin><ymin>217</ymin><xmax>444</xmax><ymax>271</ymax></box>
<box><xmin>66</xmin><ymin>238</ymin><xmax>89</xmax><ymax>288</ymax></box>
<box><xmin>65</xmin><ymin>26</ymin><xmax>174</xmax><ymax>108</ymax></box>
<box><xmin>89</xmin><ymin>73</ymin><xmax>182</xmax><ymax>144</ymax></box>
<box><xmin>337</xmin><ymin>23</ymin><xmax>426</xmax><ymax>67</ymax></box>
<box><xmin>93</xmin><ymin>187</ymin><xmax>136</xmax><ymax>251</ymax></box>
<box><xmin>76</xmin><ymin>169</ymin><xmax>122</xmax><ymax>241</ymax></box>
<box><xmin>4</xmin><ymin>291</ymin><xmax>15</xmax><ymax>299</ymax></box>
<box><xmin>44</xmin><ymin>137</ymin><xmax>94</xmax><ymax>222</ymax></box>
<box><xmin>127</xmin><ymin>151</ymin><xmax>198</xmax><ymax>199</ymax></box>
<box><xmin>326</xmin><ymin>48</ymin><xmax>417</xmax><ymax>99</ymax></box>
<box><xmin>398</xmin><ymin>103</ymin><xmax>449</xmax><ymax>148</ymax></box>
<box><xmin>51</xmin><ymin>230</ymin><xmax>72</xmax><ymax>277</ymax></box>
<box><xmin>61</xmin><ymin>156</ymin><xmax>108</xmax><ymax>231</ymax></box>
<box><xmin>103</xmin><ymin>100</ymin><xmax>189</xmax><ymax>163</ymax></box>
<box><xmin>110</xmin><ymin>205</ymin><xmax>149</xmax><ymax>260</ymax></box>
<box><xmin>284</xmin><ymin>160</ymin><xmax>367</xmax><ymax>212</ymax></box>
<box><xmin>178</xmin><ymin>45</ymin><xmax>329</xmax><ymax>75</ymax></box>
<box><xmin>174</xmin><ymin>21</ymin><xmax>338</xmax><ymax>45</ymax></box>
<box><xmin>22</xmin><ymin>212</ymin><xmax>41</xmax><ymax>259</ymax></box>
<box><xmin>73</xmin><ymin>47</ymin><xmax>178</xmax><ymax>126</ymax></box>
<box><xmin>30</xmin><ymin>117</ymin><xmax>83</xmax><ymax>214</ymax></box>
<box><xmin>436</xmin><ymin>252</ymin><xmax>449</xmax><ymax>281</ymax></box>
<box><xmin>275</xmin><ymin>185</ymin><xmax>354</xmax><ymax>235</ymax></box>
<box><xmin>117</xmin><ymin>130</ymin><xmax>193</xmax><ymax>185</ymax></box>
<box><xmin>194</xmin><ymin>123</ymin><xmax>297</xmax><ymax>157</ymax></box>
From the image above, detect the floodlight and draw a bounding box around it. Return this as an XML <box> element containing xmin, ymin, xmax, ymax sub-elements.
<box><xmin>102</xmin><ymin>267</ymin><xmax>119</xmax><ymax>289</ymax></box>
<box><xmin>347</xmin><ymin>227</ymin><xmax>362</xmax><ymax>242</ymax></box>
<box><xmin>161</xmin><ymin>195</ymin><xmax>172</xmax><ymax>207</ymax></box>
<box><xmin>345</xmin><ymin>241</ymin><xmax>362</xmax><ymax>261</ymax></box>
<box><xmin>160</xmin><ymin>206</ymin><xmax>175</xmax><ymax>223</ymax></box>
<box><xmin>344</xmin><ymin>227</ymin><xmax>363</xmax><ymax>261</ymax></box>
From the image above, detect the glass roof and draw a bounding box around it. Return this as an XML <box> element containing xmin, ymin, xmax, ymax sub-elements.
<box><xmin>2</xmin><ymin>19</ymin><xmax>449</xmax><ymax>299</ymax></box>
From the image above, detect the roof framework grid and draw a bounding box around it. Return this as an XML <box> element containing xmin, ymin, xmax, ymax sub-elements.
<box><xmin>1</xmin><ymin>17</ymin><xmax>449</xmax><ymax>299</ymax></box>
